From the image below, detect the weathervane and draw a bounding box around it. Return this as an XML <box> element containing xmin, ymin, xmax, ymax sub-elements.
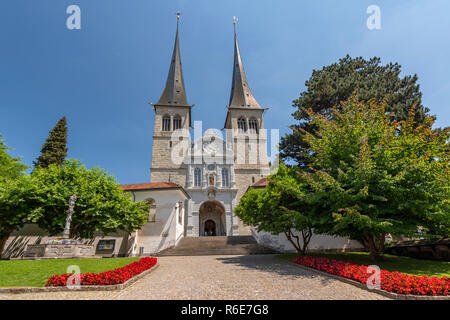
<box><xmin>176</xmin><ymin>11</ymin><xmax>182</xmax><ymax>28</ymax></box>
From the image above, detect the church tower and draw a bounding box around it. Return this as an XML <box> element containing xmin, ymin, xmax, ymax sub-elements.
<box><xmin>150</xmin><ymin>15</ymin><xmax>191</xmax><ymax>186</ymax></box>
<box><xmin>224</xmin><ymin>21</ymin><xmax>270</xmax><ymax>203</ymax></box>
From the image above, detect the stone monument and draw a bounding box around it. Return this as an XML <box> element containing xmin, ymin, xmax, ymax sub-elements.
<box><xmin>24</xmin><ymin>194</ymin><xmax>96</xmax><ymax>259</ymax></box>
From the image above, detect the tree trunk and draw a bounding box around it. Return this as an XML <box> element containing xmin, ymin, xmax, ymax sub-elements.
<box><xmin>300</xmin><ymin>228</ymin><xmax>313</xmax><ymax>256</ymax></box>
<box><xmin>364</xmin><ymin>234</ymin><xmax>386</xmax><ymax>262</ymax></box>
<box><xmin>284</xmin><ymin>230</ymin><xmax>302</xmax><ymax>257</ymax></box>
<box><xmin>285</xmin><ymin>228</ymin><xmax>312</xmax><ymax>257</ymax></box>
<box><xmin>0</xmin><ymin>229</ymin><xmax>14</xmax><ymax>259</ymax></box>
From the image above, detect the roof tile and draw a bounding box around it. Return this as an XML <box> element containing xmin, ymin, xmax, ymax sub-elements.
<box><xmin>251</xmin><ymin>178</ymin><xmax>268</xmax><ymax>187</ymax></box>
<box><xmin>120</xmin><ymin>182</ymin><xmax>181</xmax><ymax>191</ymax></box>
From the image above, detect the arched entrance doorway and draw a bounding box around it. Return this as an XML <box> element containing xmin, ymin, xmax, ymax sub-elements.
<box><xmin>199</xmin><ymin>200</ymin><xmax>226</xmax><ymax>236</ymax></box>
<box><xmin>204</xmin><ymin>219</ymin><xmax>216</xmax><ymax>236</ymax></box>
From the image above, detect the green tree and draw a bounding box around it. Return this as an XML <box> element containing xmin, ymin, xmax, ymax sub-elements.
<box><xmin>300</xmin><ymin>93</ymin><xmax>449</xmax><ymax>261</ymax></box>
<box><xmin>30</xmin><ymin>160</ymin><xmax>149</xmax><ymax>238</ymax></box>
<box><xmin>33</xmin><ymin>116</ymin><xmax>68</xmax><ymax>169</ymax></box>
<box><xmin>235</xmin><ymin>164</ymin><xmax>313</xmax><ymax>256</ymax></box>
<box><xmin>0</xmin><ymin>135</ymin><xmax>28</xmax><ymax>256</ymax></box>
<box><xmin>280</xmin><ymin>55</ymin><xmax>431</xmax><ymax>166</ymax></box>
<box><xmin>0</xmin><ymin>176</ymin><xmax>39</xmax><ymax>258</ymax></box>
<box><xmin>0</xmin><ymin>134</ymin><xmax>27</xmax><ymax>181</ymax></box>
<box><xmin>0</xmin><ymin>160</ymin><xmax>149</xmax><ymax>257</ymax></box>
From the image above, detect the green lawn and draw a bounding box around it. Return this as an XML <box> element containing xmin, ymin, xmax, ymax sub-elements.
<box><xmin>279</xmin><ymin>252</ymin><xmax>450</xmax><ymax>277</ymax></box>
<box><xmin>0</xmin><ymin>257</ymin><xmax>140</xmax><ymax>287</ymax></box>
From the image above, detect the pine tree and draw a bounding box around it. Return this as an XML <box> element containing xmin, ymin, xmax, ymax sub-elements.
<box><xmin>280</xmin><ymin>55</ymin><xmax>432</xmax><ymax>166</ymax></box>
<box><xmin>33</xmin><ymin>116</ymin><xmax>68</xmax><ymax>169</ymax></box>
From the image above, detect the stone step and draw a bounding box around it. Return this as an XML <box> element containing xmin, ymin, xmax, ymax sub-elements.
<box><xmin>157</xmin><ymin>235</ymin><xmax>276</xmax><ymax>256</ymax></box>
<box><xmin>177</xmin><ymin>236</ymin><xmax>258</xmax><ymax>245</ymax></box>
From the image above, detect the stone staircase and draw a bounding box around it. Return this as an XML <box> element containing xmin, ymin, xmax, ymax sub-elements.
<box><xmin>157</xmin><ymin>236</ymin><xmax>276</xmax><ymax>256</ymax></box>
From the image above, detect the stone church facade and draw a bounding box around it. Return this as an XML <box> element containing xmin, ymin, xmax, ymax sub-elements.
<box><xmin>148</xmin><ymin>18</ymin><xmax>270</xmax><ymax>240</ymax></box>
<box><xmin>125</xmin><ymin>19</ymin><xmax>362</xmax><ymax>255</ymax></box>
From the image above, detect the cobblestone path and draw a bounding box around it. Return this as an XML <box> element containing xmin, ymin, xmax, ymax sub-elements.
<box><xmin>0</xmin><ymin>255</ymin><xmax>388</xmax><ymax>300</ymax></box>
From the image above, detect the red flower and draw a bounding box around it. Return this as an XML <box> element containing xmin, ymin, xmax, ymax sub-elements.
<box><xmin>292</xmin><ymin>256</ymin><xmax>449</xmax><ymax>296</ymax></box>
<box><xmin>45</xmin><ymin>257</ymin><xmax>157</xmax><ymax>287</ymax></box>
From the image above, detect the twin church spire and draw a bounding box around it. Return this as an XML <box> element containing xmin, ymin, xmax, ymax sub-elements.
<box><xmin>156</xmin><ymin>16</ymin><xmax>261</xmax><ymax>109</ymax></box>
<box><xmin>228</xmin><ymin>21</ymin><xmax>262</xmax><ymax>109</ymax></box>
<box><xmin>156</xmin><ymin>15</ymin><xmax>189</xmax><ymax>106</ymax></box>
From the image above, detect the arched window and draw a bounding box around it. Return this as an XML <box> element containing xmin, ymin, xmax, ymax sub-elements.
<box><xmin>194</xmin><ymin>168</ymin><xmax>202</xmax><ymax>187</ymax></box>
<box><xmin>173</xmin><ymin>115</ymin><xmax>182</xmax><ymax>130</ymax></box>
<box><xmin>237</xmin><ymin>117</ymin><xmax>247</xmax><ymax>133</ymax></box>
<box><xmin>162</xmin><ymin>115</ymin><xmax>171</xmax><ymax>131</ymax></box>
<box><xmin>144</xmin><ymin>198</ymin><xmax>156</xmax><ymax>223</ymax></box>
<box><xmin>249</xmin><ymin>119</ymin><xmax>258</xmax><ymax>134</ymax></box>
<box><xmin>177</xmin><ymin>201</ymin><xmax>183</xmax><ymax>224</ymax></box>
<box><xmin>222</xmin><ymin>168</ymin><xmax>229</xmax><ymax>187</ymax></box>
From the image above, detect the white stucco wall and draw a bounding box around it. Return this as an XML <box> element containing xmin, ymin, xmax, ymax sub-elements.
<box><xmin>251</xmin><ymin>228</ymin><xmax>364</xmax><ymax>253</ymax></box>
<box><xmin>131</xmin><ymin>188</ymin><xmax>189</xmax><ymax>255</ymax></box>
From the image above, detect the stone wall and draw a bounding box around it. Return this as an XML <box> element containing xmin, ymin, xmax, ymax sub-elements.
<box><xmin>150</xmin><ymin>168</ymin><xmax>187</xmax><ymax>187</ymax></box>
<box><xmin>224</xmin><ymin>108</ymin><xmax>271</xmax><ymax>236</ymax></box>
<box><xmin>2</xmin><ymin>224</ymin><xmax>131</xmax><ymax>259</ymax></box>
<box><xmin>385</xmin><ymin>239</ymin><xmax>450</xmax><ymax>261</ymax></box>
<box><xmin>251</xmin><ymin>228</ymin><xmax>364</xmax><ymax>253</ymax></box>
<box><xmin>150</xmin><ymin>105</ymin><xmax>190</xmax><ymax>181</ymax></box>
<box><xmin>2</xmin><ymin>189</ymin><xmax>189</xmax><ymax>259</ymax></box>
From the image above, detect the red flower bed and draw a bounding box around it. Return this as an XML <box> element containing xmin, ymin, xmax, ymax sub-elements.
<box><xmin>45</xmin><ymin>257</ymin><xmax>157</xmax><ymax>287</ymax></box>
<box><xmin>293</xmin><ymin>256</ymin><xmax>449</xmax><ymax>296</ymax></box>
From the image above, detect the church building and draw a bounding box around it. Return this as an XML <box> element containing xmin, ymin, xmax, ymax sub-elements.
<box><xmin>2</xmin><ymin>17</ymin><xmax>362</xmax><ymax>259</ymax></box>
<box><xmin>120</xmin><ymin>17</ymin><xmax>271</xmax><ymax>255</ymax></box>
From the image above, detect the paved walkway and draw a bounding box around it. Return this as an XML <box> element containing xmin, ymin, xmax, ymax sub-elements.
<box><xmin>0</xmin><ymin>255</ymin><xmax>388</xmax><ymax>300</ymax></box>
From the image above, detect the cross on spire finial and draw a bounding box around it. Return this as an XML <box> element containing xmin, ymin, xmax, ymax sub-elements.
<box><xmin>233</xmin><ymin>16</ymin><xmax>238</xmax><ymax>33</ymax></box>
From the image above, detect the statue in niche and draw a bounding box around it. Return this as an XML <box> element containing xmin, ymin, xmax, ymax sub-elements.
<box><xmin>207</xmin><ymin>189</ymin><xmax>216</xmax><ymax>199</ymax></box>
<box><xmin>209</xmin><ymin>173</ymin><xmax>215</xmax><ymax>186</ymax></box>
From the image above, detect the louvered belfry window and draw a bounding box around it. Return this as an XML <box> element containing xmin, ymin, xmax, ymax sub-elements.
<box><xmin>238</xmin><ymin>118</ymin><xmax>247</xmax><ymax>133</ymax></box>
<box><xmin>249</xmin><ymin>119</ymin><xmax>258</xmax><ymax>134</ymax></box>
<box><xmin>162</xmin><ymin>116</ymin><xmax>171</xmax><ymax>131</ymax></box>
<box><xmin>173</xmin><ymin>115</ymin><xmax>182</xmax><ymax>130</ymax></box>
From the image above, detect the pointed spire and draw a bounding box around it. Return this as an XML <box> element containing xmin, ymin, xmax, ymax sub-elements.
<box><xmin>156</xmin><ymin>13</ymin><xmax>189</xmax><ymax>106</ymax></box>
<box><xmin>228</xmin><ymin>19</ymin><xmax>262</xmax><ymax>109</ymax></box>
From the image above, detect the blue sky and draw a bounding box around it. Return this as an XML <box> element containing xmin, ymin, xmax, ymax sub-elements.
<box><xmin>0</xmin><ymin>0</ymin><xmax>449</xmax><ymax>184</ymax></box>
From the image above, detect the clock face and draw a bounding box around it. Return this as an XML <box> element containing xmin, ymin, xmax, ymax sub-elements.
<box><xmin>202</xmin><ymin>141</ymin><xmax>217</xmax><ymax>154</ymax></box>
